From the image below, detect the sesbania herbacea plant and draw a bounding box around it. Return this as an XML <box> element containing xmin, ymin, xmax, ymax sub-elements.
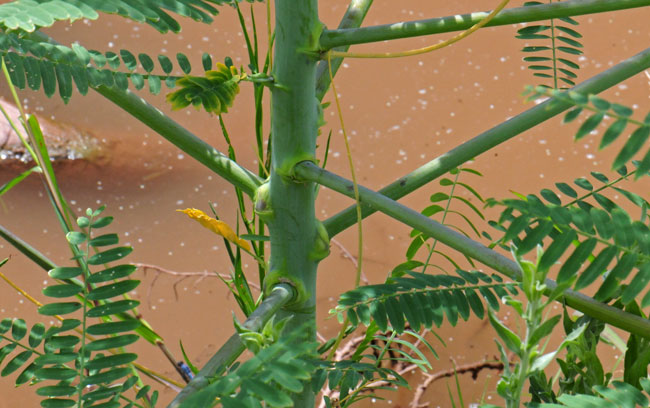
<box><xmin>1</xmin><ymin>0</ymin><xmax>650</xmax><ymax>407</ymax></box>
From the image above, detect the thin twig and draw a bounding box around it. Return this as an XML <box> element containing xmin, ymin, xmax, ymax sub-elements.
<box><xmin>318</xmin><ymin>327</ymin><xmax>508</xmax><ymax>408</ymax></box>
<box><xmin>410</xmin><ymin>357</ymin><xmax>505</xmax><ymax>408</ymax></box>
<box><xmin>133</xmin><ymin>263</ymin><xmax>261</xmax><ymax>307</ymax></box>
<box><xmin>330</xmin><ymin>238</ymin><xmax>370</xmax><ymax>285</ymax></box>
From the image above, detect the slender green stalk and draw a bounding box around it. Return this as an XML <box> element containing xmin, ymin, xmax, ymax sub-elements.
<box><xmin>0</xmin><ymin>224</ymin><xmax>56</xmax><ymax>271</ymax></box>
<box><xmin>324</xmin><ymin>54</ymin><xmax>363</xmax><ymax>362</ymax></box>
<box><xmin>95</xmin><ymin>86</ymin><xmax>262</xmax><ymax>197</ymax></box>
<box><xmin>315</xmin><ymin>0</ymin><xmax>373</xmax><ymax>100</ymax></box>
<box><xmin>549</xmin><ymin>0</ymin><xmax>560</xmax><ymax>90</ymax></box>
<box><xmin>420</xmin><ymin>166</ymin><xmax>461</xmax><ymax>274</ymax></box>
<box><xmin>76</xmin><ymin>220</ymin><xmax>94</xmax><ymax>407</ymax></box>
<box><xmin>319</xmin><ymin>0</ymin><xmax>650</xmax><ymax>49</ymax></box>
<box><xmin>295</xmin><ymin>161</ymin><xmax>650</xmax><ymax>338</ymax></box>
<box><xmin>167</xmin><ymin>283</ymin><xmax>294</xmax><ymax>408</ymax></box>
<box><xmin>323</xmin><ymin>46</ymin><xmax>650</xmax><ymax>238</ymax></box>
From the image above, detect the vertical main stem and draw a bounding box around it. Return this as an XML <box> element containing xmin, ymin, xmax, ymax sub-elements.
<box><xmin>270</xmin><ymin>1</ymin><xmax>320</xmax><ymax>407</ymax></box>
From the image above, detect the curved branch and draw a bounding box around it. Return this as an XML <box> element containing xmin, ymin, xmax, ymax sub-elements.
<box><xmin>319</xmin><ymin>0</ymin><xmax>650</xmax><ymax>49</ymax></box>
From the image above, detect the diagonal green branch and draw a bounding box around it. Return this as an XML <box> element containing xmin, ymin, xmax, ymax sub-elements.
<box><xmin>323</xmin><ymin>46</ymin><xmax>650</xmax><ymax>238</ymax></box>
<box><xmin>96</xmin><ymin>85</ymin><xmax>263</xmax><ymax>197</ymax></box>
<box><xmin>168</xmin><ymin>283</ymin><xmax>294</xmax><ymax>408</ymax></box>
<box><xmin>30</xmin><ymin>31</ymin><xmax>263</xmax><ymax>197</ymax></box>
<box><xmin>295</xmin><ymin>161</ymin><xmax>650</xmax><ymax>339</ymax></box>
<box><xmin>319</xmin><ymin>0</ymin><xmax>650</xmax><ymax>49</ymax></box>
<box><xmin>315</xmin><ymin>0</ymin><xmax>373</xmax><ymax>101</ymax></box>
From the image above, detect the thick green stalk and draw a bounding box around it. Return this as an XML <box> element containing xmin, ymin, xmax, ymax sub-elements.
<box><xmin>167</xmin><ymin>283</ymin><xmax>294</xmax><ymax>408</ymax></box>
<box><xmin>295</xmin><ymin>161</ymin><xmax>650</xmax><ymax>338</ymax></box>
<box><xmin>323</xmin><ymin>46</ymin><xmax>650</xmax><ymax>238</ymax></box>
<box><xmin>315</xmin><ymin>0</ymin><xmax>373</xmax><ymax>100</ymax></box>
<box><xmin>319</xmin><ymin>0</ymin><xmax>650</xmax><ymax>49</ymax></box>
<box><xmin>96</xmin><ymin>86</ymin><xmax>262</xmax><ymax>197</ymax></box>
<box><xmin>266</xmin><ymin>1</ymin><xmax>321</xmax><ymax>407</ymax></box>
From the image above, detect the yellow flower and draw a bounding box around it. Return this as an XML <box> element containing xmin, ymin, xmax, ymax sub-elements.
<box><xmin>177</xmin><ymin>208</ymin><xmax>251</xmax><ymax>252</ymax></box>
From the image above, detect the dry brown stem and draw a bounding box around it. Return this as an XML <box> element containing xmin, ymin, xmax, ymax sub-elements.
<box><xmin>133</xmin><ymin>262</ymin><xmax>261</xmax><ymax>307</ymax></box>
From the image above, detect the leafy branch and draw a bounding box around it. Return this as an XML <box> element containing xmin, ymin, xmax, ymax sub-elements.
<box><xmin>0</xmin><ymin>31</ymin><xmax>228</xmax><ymax>102</ymax></box>
<box><xmin>0</xmin><ymin>0</ymin><xmax>229</xmax><ymax>33</ymax></box>
<box><xmin>404</xmin><ymin>165</ymin><xmax>485</xmax><ymax>272</ymax></box>
<box><xmin>530</xmin><ymin>378</ymin><xmax>650</xmax><ymax>407</ymax></box>
<box><xmin>177</xmin><ymin>324</ymin><xmax>319</xmax><ymax>408</ymax></box>
<box><xmin>524</xmin><ymin>86</ymin><xmax>650</xmax><ymax>173</ymax></box>
<box><xmin>0</xmin><ymin>207</ymin><xmax>157</xmax><ymax>407</ymax></box>
<box><xmin>488</xmin><ymin>165</ymin><xmax>650</xmax><ymax>306</ymax></box>
<box><xmin>516</xmin><ymin>1</ymin><xmax>584</xmax><ymax>89</ymax></box>
<box><xmin>334</xmin><ymin>270</ymin><xmax>518</xmax><ymax>333</ymax></box>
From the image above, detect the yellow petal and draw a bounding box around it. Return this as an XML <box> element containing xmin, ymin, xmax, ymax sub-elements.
<box><xmin>177</xmin><ymin>208</ymin><xmax>252</xmax><ymax>252</ymax></box>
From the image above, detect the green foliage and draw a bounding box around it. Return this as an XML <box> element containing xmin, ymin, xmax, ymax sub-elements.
<box><xmin>557</xmin><ymin>312</ymin><xmax>610</xmax><ymax>395</ymax></box>
<box><xmin>0</xmin><ymin>0</ymin><xmax>231</xmax><ymax>33</ymax></box>
<box><xmin>403</xmin><ymin>166</ymin><xmax>485</xmax><ymax>271</ymax></box>
<box><xmin>530</xmin><ymin>378</ymin><xmax>650</xmax><ymax>408</ymax></box>
<box><xmin>622</xmin><ymin>301</ymin><xmax>650</xmax><ymax>389</ymax></box>
<box><xmin>0</xmin><ymin>207</ymin><xmax>151</xmax><ymax>407</ymax></box>
<box><xmin>166</xmin><ymin>62</ymin><xmax>246</xmax><ymax>115</ymax></box>
<box><xmin>3</xmin><ymin>1</ymin><xmax>650</xmax><ymax>407</ymax></box>
<box><xmin>178</xmin><ymin>325</ymin><xmax>319</xmax><ymax>408</ymax></box>
<box><xmin>517</xmin><ymin>1</ymin><xmax>583</xmax><ymax>89</ymax></box>
<box><xmin>524</xmin><ymin>86</ymin><xmax>650</xmax><ymax>173</ymax></box>
<box><xmin>487</xmin><ymin>165</ymin><xmax>650</xmax><ymax>305</ymax></box>
<box><xmin>529</xmin><ymin>312</ymin><xmax>611</xmax><ymax>404</ymax></box>
<box><xmin>335</xmin><ymin>269</ymin><xmax>517</xmax><ymax>333</ymax></box>
<box><xmin>490</xmin><ymin>250</ymin><xmax>588</xmax><ymax>408</ymax></box>
<box><xmin>235</xmin><ymin>315</ymin><xmax>290</xmax><ymax>354</ymax></box>
<box><xmin>0</xmin><ymin>166</ymin><xmax>42</xmax><ymax>196</ymax></box>
<box><xmin>314</xmin><ymin>322</ymin><xmax>437</xmax><ymax>407</ymax></box>
<box><xmin>0</xmin><ymin>31</ymin><xmax>224</xmax><ymax>102</ymax></box>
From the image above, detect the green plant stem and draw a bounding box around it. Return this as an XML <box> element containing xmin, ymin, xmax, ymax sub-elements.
<box><xmin>294</xmin><ymin>161</ymin><xmax>650</xmax><ymax>338</ymax></box>
<box><xmin>319</xmin><ymin>0</ymin><xmax>650</xmax><ymax>49</ymax></box>
<box><xmin>0</xmin><ymin>224</ymin><xmax>56</xmax><ymax>271</ymax></box>
<box><xmin>323</xmin><ymin>46</ymin><xmax>650</xmax><ymax>238</ymax></box>
<box><xmin>95</xmin><ymin>85</ymin><xmax>262</xmax><ymax>197</ymax></box>
<box><xmin>266</xmin><ymin>1</ymin><xmax>321</xmax><ymax>406</ymax></box>
<box><xmin>421</xmin><ymin>166</ymin><xmax>461</xmax><ymax>274</ymax></box>
<box><xmin>315</xmin><ymin>0</ymin><xmax>373</xmax><ymax>100</ymax></box>
<box><xmin>167</xmin><ymin>283</ymin><xmax>294</xmax><ymax>408</ymax></box>
<box><xmin>511</xmin><ymin>297</ymin><xmax>541</xmax><ymax>408</ymax></box>
<box><xmin>549</xmin><ymin>2</ymin><xmax>560</xmax><ymax>90</ymax></box>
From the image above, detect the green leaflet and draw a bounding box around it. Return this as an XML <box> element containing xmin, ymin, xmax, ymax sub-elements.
<box><xmin>0</xmin><ymin>0</ymin><xmax>227</xmax><ymax>33</ymax></box>
<box><xmin>0</xmin><ymin>206</ymin><xmax>151</xmax><ymax>406</ymax></box>
<box><xmin>516</xmin><ymin>4</ymin><xmax>583</xmax><ymax>89</ymax></box>
<box><xmin>489</xmin><ymin>310</ymin><xmax>521</xmax><ymax>354</ymax></box>
<box><xmin>407</xmin><ymin>165</ymin><xmax>484</xmax><ymax>271</ymax></box>
<box><xmin>178</xmin><ymin>325</ymin><xmax>319</xmax><ymax>408</ymax></box>
<box><xmin>533</xmin><ymin>379</ymin><xmax>650</xmax><ymax>408</ymax></box>
<box><xmin>0</xmin><ymin>31</ymin><xmax>221</xmax><ymax>102</ymax></box>
<box><xmin>166</xmin><ymin>63</ymin><xmax>246</xmax><ymax>115</ymax></box>
<box><xmin>491</xmin><ymin>166</ymin><xmax>650</xmax><ymax>304</ymax></box>
<box><xmin>334</xmin><ymin>270</ymin><xmax>516</xmax><ymax>334</ymax></box>
<box><xmin>526</xmin><ymin>86</ymin><xmax>650</xmax><ymax>174</ymax></box>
